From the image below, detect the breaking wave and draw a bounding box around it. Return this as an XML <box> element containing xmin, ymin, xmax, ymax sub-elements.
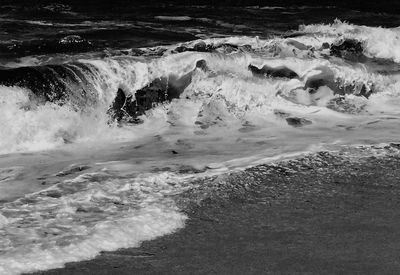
<box><xmin>299</xmin><ymin>19</ymin><xmax>400</xmax><ymax>62</ymax></box>
<box><xmin>1</xmin><ymin>21</ymin><xmax>400</xmax><ymax>154</ymax></box>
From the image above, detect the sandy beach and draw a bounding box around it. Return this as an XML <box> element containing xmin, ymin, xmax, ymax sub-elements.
<box><xmin>30</xmin><ymin>145</ymin><xmax>400</xmax><ymax>274</ymax></box>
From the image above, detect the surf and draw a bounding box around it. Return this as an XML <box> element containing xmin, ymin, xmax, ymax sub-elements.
<box><xmin>1</xmin><ymin>19</ymin><xmax>400</xmax><ymax>274</ymax></box>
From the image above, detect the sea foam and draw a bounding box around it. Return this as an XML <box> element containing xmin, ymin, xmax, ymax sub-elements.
<box><xmin>0</xmin><ymin>171</ymin><xmax>190</xmax><ymax>274</ymax></box>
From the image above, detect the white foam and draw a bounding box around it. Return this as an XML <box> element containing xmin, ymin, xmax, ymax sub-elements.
<box><xmin>0</xmin><ymin>207</ymin><xmax>185</xmax><ymax>275</ymax></box>
<box><xmin>300</xmin><ymin>19</ymin><xmax>400</xmax><ymax>62</ymax></box>
<box><xmin>0</xmin><ymin>171</ymin><xmax>191</xmax><ymax>274</ymax></box>
<box><xmin>0</xmin><ymin>85</ymin><xmax>138</xmax><ymax>154</ymax></box>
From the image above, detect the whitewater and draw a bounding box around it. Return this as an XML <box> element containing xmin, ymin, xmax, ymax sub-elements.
<box><xmin>1</xmin><ymin>18</ymin><xmax>400</xmax><ymax>274</ymax></box>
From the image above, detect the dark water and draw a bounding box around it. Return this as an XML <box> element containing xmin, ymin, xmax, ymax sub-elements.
<box><xmin>1</xmin><ymin>3</ymin><xmax>400</xmax><ymax>60</ymax></box>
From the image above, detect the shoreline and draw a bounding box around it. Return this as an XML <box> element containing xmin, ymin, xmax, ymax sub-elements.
<box><xmin>32</xmin><ymin>144</ymin><xmax>400</xmax><ymax>274</ymax></box>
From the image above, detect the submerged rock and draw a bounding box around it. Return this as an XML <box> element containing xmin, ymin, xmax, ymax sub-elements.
<box><xmin>303</xmin><ymin>66</ymin><xmax>373</xmax><ymax>99</ymax></box>
<box><xmin>173</xmin><ymin>42</ymin><xmax>240</xmax><ymax>54</ymax></box>
<box><xmin>56</xmin><ymin>165</ymin><xmax>91</xmax><ymax>177</ymax></box>
<box><xmin>285</xmin><ymin>117</ymin><xmax>312</xmax><ymax>127</ymax></box>
<box><xmin>326</xmin><ymin>97</ymin><xmax>367</xmax><ymax>114</ymax></box>
<box><xmin>274</xmin><ymin>110</ymin><xmax>291</xmax><ymax>119</ymax></box>
<box><xmin>193</xmin><ymin>41</ymin><xmax>207</xmax><ymax>52</ymax></box>
<box><xmin>108</xmin><ymin>59</ymin><xmax>210</xmax><ymax>123</ymax></box>
<box><xmin>248</xmin><ymin>64</ymin><xmax>299</xmax><ymax>79</ymax></box>
<box><xmin>330</xmin><ymin>39</ymin><xmax>366</xmax><ymax>62</ymax></box>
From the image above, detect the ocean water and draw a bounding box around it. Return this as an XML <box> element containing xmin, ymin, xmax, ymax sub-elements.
<box><xmin>1</xmin><ymin>3</ymin><xmax>400</xmax><ymax>274</ymax></box>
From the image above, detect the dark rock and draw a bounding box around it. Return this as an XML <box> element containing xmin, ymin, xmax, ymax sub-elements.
<box><xmin>302</xmin><ymin>66</ymin><xmax>373</xmax><ymax>99</ymax></box>
<box><xmin>173</xmin><ymin>42</ymin><xmax>210</xmax><ymax>53</ymax></box>
<box><xmin>248</xmin><ymin>64</ymin><xmax>299</xmax><ymax>79</ymax></box>
<box><xmin>195</xmin><ymin>59</ymin><xmax>209</xmax><ymax>72</ymax></box>
<box><xmin>108</xmin><ymin>59</ymin><xmax>209</xmax><ymax>123</ymax></box>
<box><xmin>321</xmin><ymin>42</ymin><xmax>330</xmax><ymax>49</ymax></box>
<box><xmin>43</xmin><ymin>190</ymin><xmax>62</xmax><ymax>198</ymax></box>
<box><xmin>274</xmin><ymin>110</ymin><xmax>291</xmax><ymax>119</ymax></box>
<box><xmin>56</xmin><ymin>165</ymin><xmax>91</xmax><ymax>177</ymax></box>
<box><xmin>330</xmin><ymin>39</ymin><xmax>366</xmax><ymax>62</ymax></box>
<box><xmin>108</xmin><ymin>78</ymin><xmax>180</xmax><ymax>123</ymax></box>
<box><xmin>326</xmin><ymin>97</ymin><xmax>366</xmax><ymax>114</ymax></box>
<box><xmin>285</xmin><ymin>117</ymin><xmax>312</xmax><ymax>127</ymax></box>
<box><xmin>193</xmin><ymin>41</ymin><xmax>207</xmax><ymax>52</ymax></box>
<box><xmin>214</xmin><ymin>43</ymin><xmax>239</xmax><ymax>53</ymax></box>
<box><xmin>76</xmin><ymin>207</ymin><xmax>89</xmax><ymax>213</ymax></box>
<box><xmin>173</xmin><ymin>42</ymin><xmax>239</xmax><ymax>54</ymax></box>
<box><xmin>240</xmin><ymin>44</ymin><xmax>253</xmax><ymax>52</ymax></box>
<box><xmin>107</xmin><ymin>88</ymin><xmax>129</xmax><ymax>122</ymax></box>
<box><xmin>174</xmin><ymin>45</ymin><xmax>187</xmax><ymax>53</ymax></box>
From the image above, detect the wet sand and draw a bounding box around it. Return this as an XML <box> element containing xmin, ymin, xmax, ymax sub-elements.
<box><xmin>32</xmin><ymin>146</ymin><xmax>400</xmax><ymax>274</ymax></box>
